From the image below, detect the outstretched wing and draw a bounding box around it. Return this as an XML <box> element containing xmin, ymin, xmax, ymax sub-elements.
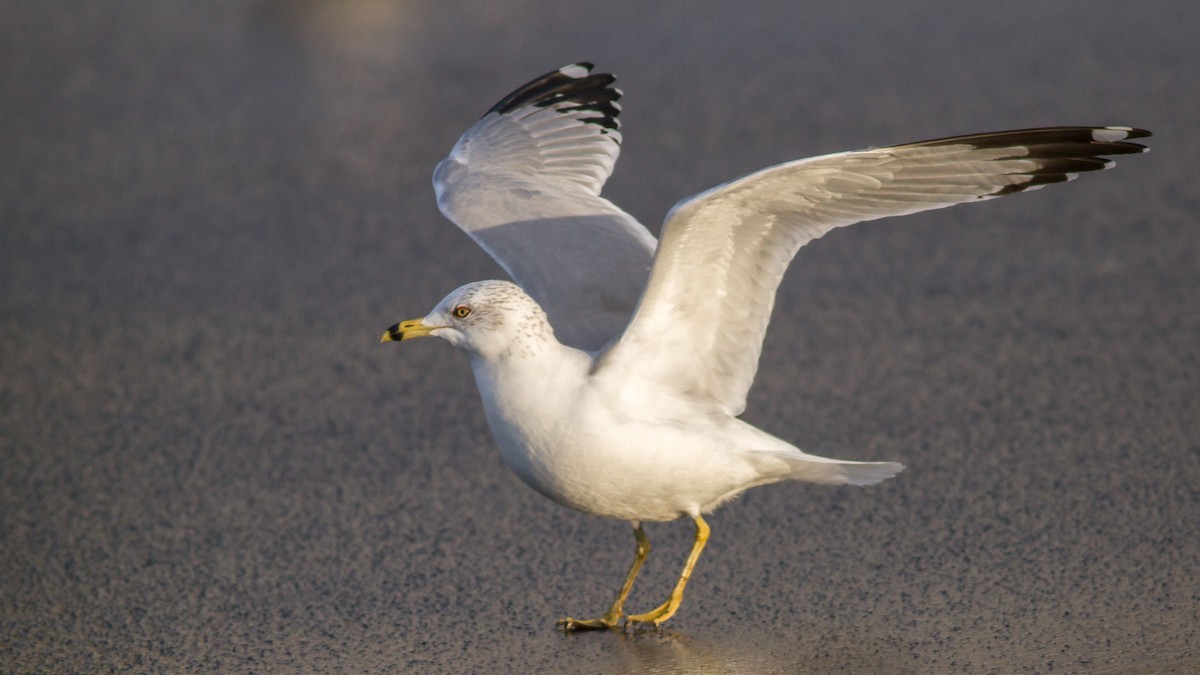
<box><xmin>596</xmin><ymin>126</ymin><xmax>1151</xmax><ymax>416</ymax></box>
<box><xmin>433</xmin><ymin>63</ymin><xmax>656</xmax><ymax>352</ymax></box>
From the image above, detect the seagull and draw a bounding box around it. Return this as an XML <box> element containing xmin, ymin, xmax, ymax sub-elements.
<box><xmin>381</xmin><ymin>63</ymin><xmax>1149</xmax><ymax>631</ymax></box>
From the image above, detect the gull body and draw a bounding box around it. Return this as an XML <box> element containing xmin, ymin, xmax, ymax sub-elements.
<box><xmin>381</xmin><ymin>63</ymin><xmax>1149</xmax><ymax>630</ymax></box>
<box><xmin>414</xmin><ymin>281</ymin><xmax>897</xmax><ymax>524</ymax></box>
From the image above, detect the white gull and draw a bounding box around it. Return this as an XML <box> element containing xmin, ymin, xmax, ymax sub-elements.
<box><xmin>382</xmin><ymin>63</ymin><xmax>1149</xmax><ymax>630</ymax></box>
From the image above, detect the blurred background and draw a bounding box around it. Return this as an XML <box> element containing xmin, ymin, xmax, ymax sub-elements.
<box><xmin>2</xmin><ymin>1</ymin><xmax>1197</xmax><ymax>671</ymax></box>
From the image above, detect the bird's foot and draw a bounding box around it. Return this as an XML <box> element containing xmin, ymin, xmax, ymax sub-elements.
<box><xmin>556</xmin><ymin>612</ymin><xmax>622</xmax><ymax>632</ymax></box>
<box><xmin>623</xmin><ymin>597</ymin><xmax>678</xmax><ymax>632</ymax></box>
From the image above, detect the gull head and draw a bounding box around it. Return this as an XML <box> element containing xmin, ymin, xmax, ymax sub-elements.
<box><xmin>381</xmin><ymin>280</ymin><xmax>556</xmax><ymax>360</ymax></box>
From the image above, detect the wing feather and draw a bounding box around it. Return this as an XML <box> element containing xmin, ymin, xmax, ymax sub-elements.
<box><xmin>596</xmin><ymin>126</ymin><xmax>1150</xmax><ymax>416</ymax></box>
<box><xmin>433</xmin><ymin>64</ymin><xmax>656</xmax><ymax>351</ymax></box>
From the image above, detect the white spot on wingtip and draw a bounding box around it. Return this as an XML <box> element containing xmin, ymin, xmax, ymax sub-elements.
<box><xmin>559</xmin><ymin>64</ymin><xmax>590</xmax><ymax>78</ymax></box>
<box><xmin>1092</xmin><ymin>127</ymin><xmax>1132</xmax><ymax>142</ymax></box>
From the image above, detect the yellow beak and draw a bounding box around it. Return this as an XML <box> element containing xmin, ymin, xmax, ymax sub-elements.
<box><xmin>381</xmin><ymin>318</ymin><xmax>436</xmax><ymax>342</ymax></box>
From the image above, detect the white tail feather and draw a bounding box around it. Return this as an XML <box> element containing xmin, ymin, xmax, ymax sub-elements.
<box><xmin>768</xmin><ymin>452</ymin><xmax>905</xmax><ymax>486</ymax></box>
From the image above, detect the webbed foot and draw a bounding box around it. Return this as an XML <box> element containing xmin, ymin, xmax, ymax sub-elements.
<box><xmin>557</xmin><ymin>613</ymin><xmax>622</xmax><ymax>632</ymax></box>
<box><xmin>623</xmin><ymin>598</ymin><xmax>677</xmax><ymax>631</ymax></box>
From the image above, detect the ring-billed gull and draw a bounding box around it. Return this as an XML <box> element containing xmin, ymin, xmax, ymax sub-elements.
<box><xmin>381</xmin><ymin>63</ymin><xmax>1149</xmax><ymax>630</ymax></box>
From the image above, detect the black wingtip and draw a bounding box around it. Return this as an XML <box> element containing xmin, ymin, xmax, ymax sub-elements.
<box><xmin>483</xmin><ymin>63</ymin><xmax>622</xmax><ymax>134</ymax></box>
<box><xmin>896</xmin><ymin>126</ymin><xmax>1150</xmax><ymax>198</ymax></box>
<box><xmin>1116</xmin><ymin>127</ymin><xmax>1152</xmax><ymax>141</ymax></box>
<box><xmin>912</xmin><ymin>126</ymin><xmax>1151</xmax><ymax>154</ymax></box>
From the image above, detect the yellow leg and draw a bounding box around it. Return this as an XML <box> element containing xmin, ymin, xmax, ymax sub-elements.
<box><xmin>557</xmin><ymin>524</ymin><xmax>651</xmax><ymax>631</ymax></box>
<box><xmin>625</xmin><ymin>514</ymin><xmax>710</xmax><ymax>630</ymax></box>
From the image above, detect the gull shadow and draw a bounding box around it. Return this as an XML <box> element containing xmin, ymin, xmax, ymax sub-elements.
<box><xmin>559</xmin><ymin>624</ymin><xmax>910</xmax><ymax>674</ymax></box>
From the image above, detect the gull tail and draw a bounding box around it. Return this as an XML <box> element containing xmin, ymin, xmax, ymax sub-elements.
<box><xmin>786</xmin><ymin>459</ymin><xmax>905</xmax><ymax>486</ymax></box>
<box><xmin>753</xmin><ymin>449</ymin><xmax>905</xmax><ymax>486</ymax></box>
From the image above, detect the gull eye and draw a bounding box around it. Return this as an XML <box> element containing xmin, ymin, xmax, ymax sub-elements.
<box><xmin>453</xmin><ymin>306</ymin><xmax>471</xmax><ymax>319</ymax></box>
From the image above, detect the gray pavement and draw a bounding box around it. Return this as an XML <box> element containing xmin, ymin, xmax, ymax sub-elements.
<box><xmin>2</xmin><ymin>1</ymin><xmax>1197</xmax><ymax>672</ymax></box>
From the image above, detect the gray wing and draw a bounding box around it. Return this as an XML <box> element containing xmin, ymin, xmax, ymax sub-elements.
<box><xmin>596</xmin><ymin>126</ymin><xmax>1151</xmax><ymax>416</ymax></box>
<box><xmin>433</xmin><ymin>64</ymin><xmax>656</xmax><ymax>352</ymax></box>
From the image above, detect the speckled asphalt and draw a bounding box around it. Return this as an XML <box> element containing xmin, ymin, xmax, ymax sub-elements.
<box><xmin>3</xmin><ymin>1</ymin><xmax>1197</xmax><ymax>672</ymax></box>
